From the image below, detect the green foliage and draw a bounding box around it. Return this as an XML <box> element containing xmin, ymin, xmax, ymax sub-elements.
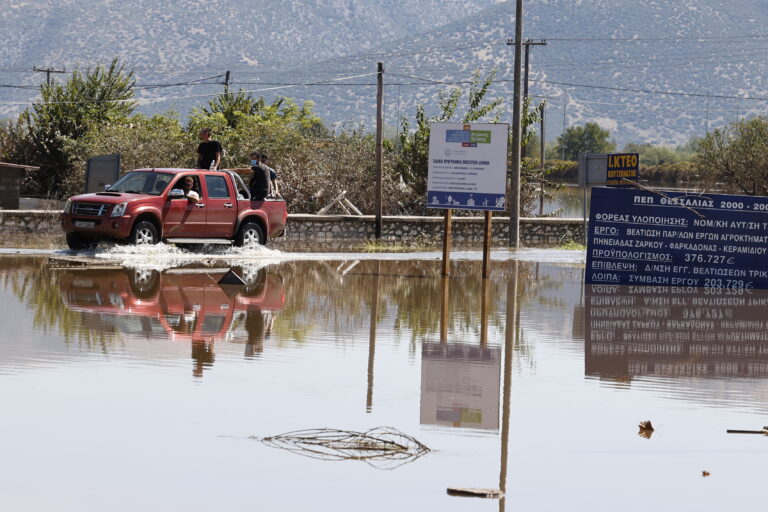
<box><xmin>696</xmin><ymin>117</ymin><xmax>768</xmax><ymax>194</ymax></box>
<box><xmin>395</xmin><ymin>69</ymin><xmax>504</xmax><ymax>201</ymax></box>
<box><xmin>199</xmin><ymin>91</ymin><xmax>326</xmax><ymax>137</ymax></box>
<box><xmin>189</xmin><ymin>94</ymin><xmax>327</xmax><ymax>169</ymax></box>
<box><xmin>63</xmin><ymin>112</ymin><xmax>191</xmax><ymax>195</ymax></box>
<box><xmin>12</xmin><ymin>58</ymin><xmax>136</xmax><ymax>197</ymax></box>
<box><xmin>621</xmin><ymin>142</ymin><xmax>698</xmax><ymax>166</ymax></box>
<box><xmin>555</xmin><ymin>122</ymin><xmax>616</xmax><ymax>161</ymax></box>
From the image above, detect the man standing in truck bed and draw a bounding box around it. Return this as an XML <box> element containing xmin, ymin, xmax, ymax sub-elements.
<box><xmin>197</xmin><ymin>128</ymin><xmax>223</xmax><ymax>170</ymax></box>
<box><xmin>248</xmin><ymin>151</ymin><xmax>271</xmax><ymax>201</ymax></box>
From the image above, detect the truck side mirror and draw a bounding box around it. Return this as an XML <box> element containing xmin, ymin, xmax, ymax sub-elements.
<box><xmin>168</xmin><ymin>188</ymin><xmax>185</xmax><ymax>199</ymax></box>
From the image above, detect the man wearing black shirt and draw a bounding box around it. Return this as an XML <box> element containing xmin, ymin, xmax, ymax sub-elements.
<box><xmin>197</xmin><ymin>128</ymin><xmax>223</xmax><ymax>170</ymax></box>
<box><xmin>248</xmin><ymin>151</ymin><xmax>271</xmax><ymax>201</ymax></box>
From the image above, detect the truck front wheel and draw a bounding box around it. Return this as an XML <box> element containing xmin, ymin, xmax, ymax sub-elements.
<box><xmin>66</xmin><ymin>232</ymin><xmax>97</xmax><ymax>251</ymax></box>
<box><xmin>130</xmin><ymin>220</ymin><xmax>159</xmax><ymax>245</ymax></box>
<box><xmin>236</xmin><ymin>222</ymin><xmax>265</xmax><ymax>247</ymax></box>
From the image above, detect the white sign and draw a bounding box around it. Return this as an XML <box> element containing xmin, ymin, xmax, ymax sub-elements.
<box><xmin>427</xmin><ymin>122</ymin><xmax>509</xmax><ymax>211</ymax></box>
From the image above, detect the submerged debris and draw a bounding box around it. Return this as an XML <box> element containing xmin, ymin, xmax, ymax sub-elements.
<box><xmin>447</xmin><ymin>487</ymin><xmax>504</xmax><ymax>499</ymax></box>
<box><xmin>726</xmin><ymin>427</ymin><xmax>768</xmax><ymax>435</ymax></box>
<box><xmin>638</xmin><ymin>420</ymin><xmax>655</xmax><ymax>439</ymax></box>
<box><xmin>255</xmin><ymin>427</ymin><xmax>430</xmax><ymax>469</ymax></box>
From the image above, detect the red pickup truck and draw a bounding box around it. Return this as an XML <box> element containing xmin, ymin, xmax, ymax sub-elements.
<box><xmin>61</xmin><ymin>168</ymin><xmax>287</xmax><ymax>250</ymax></box>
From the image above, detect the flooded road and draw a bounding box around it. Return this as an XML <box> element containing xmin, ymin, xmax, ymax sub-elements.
<box><xmin>1</xmin><ymin>250</ymin><xmax>767</xmax><ymax>511</ymax></box>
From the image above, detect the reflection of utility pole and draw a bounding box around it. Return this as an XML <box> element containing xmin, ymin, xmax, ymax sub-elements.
<box><xmin>33</xmin><ymin>66</ymin><xmax>66</xmax><ymax>86</ymax></box>
<box><xmin>366</xmin><ymin>260</ymin><xmax>381</xmax><ymax>413</ymax></box>
<box><xmin>498</xmin><ymin>261</ymin><xmax>519</xmax><ymax>511</ymax></box>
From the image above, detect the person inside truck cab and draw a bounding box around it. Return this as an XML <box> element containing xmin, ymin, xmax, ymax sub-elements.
<box><xmin>181</xmin><ymin>176</ymin><xmax>200</xmax><ymax>204</ymax></box>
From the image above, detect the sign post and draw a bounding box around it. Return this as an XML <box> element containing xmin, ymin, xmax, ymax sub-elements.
<box><xmin>427</xmin><ymin>122</ymin><xmax>509</xmax><ymax>278</ymax></box>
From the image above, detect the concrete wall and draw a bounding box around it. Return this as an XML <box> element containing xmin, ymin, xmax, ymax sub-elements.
<box><xmin>0</xmin><ymin>210</ymin><xmax>586</xmax><ymax>247</ymax></box>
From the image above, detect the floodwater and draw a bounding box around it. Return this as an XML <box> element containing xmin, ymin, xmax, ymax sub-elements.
<box><xmin>2</xmin><ymin>247</ymin><xmax>768</xmax><ymax>511</ymax></box>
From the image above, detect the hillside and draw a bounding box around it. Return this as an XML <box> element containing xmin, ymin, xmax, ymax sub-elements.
<box><xmin>2</xmin><ymin>0</ymin><xmax>767</xmax><ymax>146</ymax></box>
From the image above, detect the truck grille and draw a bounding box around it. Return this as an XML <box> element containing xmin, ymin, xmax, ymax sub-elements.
<box><xmin>72</xmin><ymin>203</ymin><xmax>110</xmax><ymax>216</ymax></box>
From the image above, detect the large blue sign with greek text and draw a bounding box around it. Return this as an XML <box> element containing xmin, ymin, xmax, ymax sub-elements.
<box><xmin>587</xmin><ymin>187</ymin><xmax>768</xmax><ymax>289</ymax></box>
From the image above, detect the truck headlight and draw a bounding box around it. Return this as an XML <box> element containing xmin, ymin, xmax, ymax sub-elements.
<box><xmin>111</xmin><ymin>202</ymin><xmax>128</xmax><ymax>217</ymax></box>
<box><xmin>63</xmin><ymin>199</ymin><xmax>72</xmax><ymax>213</ymax></box>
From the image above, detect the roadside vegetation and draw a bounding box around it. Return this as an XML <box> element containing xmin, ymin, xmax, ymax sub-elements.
<box><xmin>0</xmin><ymin>59</ymin><xmax>566</xmax><ymax>216</ymax></box>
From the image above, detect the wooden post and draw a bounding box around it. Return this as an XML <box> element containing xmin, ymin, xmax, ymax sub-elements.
<box><xmin>442</xmin><ymin>209</ymin><xmax>452</xmax><ymax>277</ymax></box>
<box><xmin>375</xmin><ymin>62</ymin><xmax>384</xmax><ymax>239</ymax></box>
<box><xmin>482</xmin><ymin>211</ymin><xmax>493</xmax><ymax>279</ymax></box>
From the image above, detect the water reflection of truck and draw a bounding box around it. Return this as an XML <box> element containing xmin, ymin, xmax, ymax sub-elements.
<box><xmin>59</xmin><ymin>267</ymin><xmax>285</xmax><ymax>348</ymax></box>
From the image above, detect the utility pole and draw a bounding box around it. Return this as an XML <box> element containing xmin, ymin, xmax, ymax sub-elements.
<box><xmin>539</xmin><ymin>104</ymin><xmax>545</xmax><ymax>216</ymax></box>
<box><xmin>224</xmin><ymin>71</ymin><xmax>231</xmax><ymax>94</ymax></box>
<box><xmin>523</xmin><ymin>38</ymin><xmax>547</xmax><ymax>104</ymax></box>
<box><xmin>506</xmin><ymin>0</ymin><xmax>524</xmax><ymax>248</ymax></box>
<box><xmin>705</xmin><ymin>94</ymin><xmax>710</xmax><ymax>134</ymax></box>
<box><xmin>375</xmin><ymin>62</ymin><xmax>384</xmax><ymax>239</ymax></box>
<box><xmin>561</xmin><ymin>90</ymin><xmax>568</xmax><ymax>160</ymax></box>
<box><xmin>33</xmin><ymin>66</ymin><xmax>66</xmax><ymax>86</ymax></box>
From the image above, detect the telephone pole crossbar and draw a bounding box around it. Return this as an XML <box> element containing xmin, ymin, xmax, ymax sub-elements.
<box><xmin>33</xmin><ymin>66</ymin><xmax>66</xmax><ymax>86</ymax></box>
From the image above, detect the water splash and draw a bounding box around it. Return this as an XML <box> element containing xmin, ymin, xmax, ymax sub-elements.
<box><xmin>89</xmin><ymin>242</ymin><xmax>285</xmax><ymax>271</ymax></box>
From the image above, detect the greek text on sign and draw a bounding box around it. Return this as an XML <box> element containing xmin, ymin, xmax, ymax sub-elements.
<box><xmin>606</xmin><ymin>152</ymin><xmax>639</xmax><ymax>186</ymax></box>
<box><xmin>586</xmin><ymin>187</ymin><xmax>768</xmax><ymax>289</ymax></box>
<box><xmin>427</xmin><ymin>122</ymin><xmax>509</xmax><ymax>211</ymax></box>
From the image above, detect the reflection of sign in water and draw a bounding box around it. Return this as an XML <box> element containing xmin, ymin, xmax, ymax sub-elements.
<box><xmin>584</xmin><ymin>284</ymin><xmax>768</xmax><ymax>382</ymax></box>
<box><xmin>426</xmin><ymin>122</ymin><xmax>509</xmax><ymax>211</ymax></box>
<box><xmin>587</xmin><ymin>187</ymin><xmax>768</xmax><ymax>289</ymax></box>
<box><xmin>420</xmin><ymin>343</ymin><xmax>500</xmax><ymax>431</ymax></box>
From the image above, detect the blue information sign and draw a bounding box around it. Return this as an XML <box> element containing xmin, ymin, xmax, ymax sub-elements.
<box><xmin>587</xmin><ymin>187</ymin><xmax>768</xmax><ymax>289</ymax></box>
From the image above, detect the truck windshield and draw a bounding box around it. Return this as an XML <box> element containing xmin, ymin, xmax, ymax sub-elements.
<box><xmin>107</xmin><ymin>171</ymin><xmax>174</xmax><ymax>195</ymax></box>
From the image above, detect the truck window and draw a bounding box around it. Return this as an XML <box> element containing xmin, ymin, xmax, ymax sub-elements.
<box><xmin>205</xmin><ymin>175</ymin><xmax>230</xmax><ymax>199</ymax></box>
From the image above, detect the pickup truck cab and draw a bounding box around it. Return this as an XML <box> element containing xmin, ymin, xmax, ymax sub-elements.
<box><xmin>61</xmin><ymin>168</ymin><xmax>287</xmax><ymax>250</ymax></box>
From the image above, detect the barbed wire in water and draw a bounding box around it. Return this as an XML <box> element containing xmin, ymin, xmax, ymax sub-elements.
<box><xmin>255</xmin><ymin>426</ymin><xmax>430</xmax><ymax>470</ymax></box>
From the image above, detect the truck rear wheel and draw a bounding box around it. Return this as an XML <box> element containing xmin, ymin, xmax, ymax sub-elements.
<box><xmin>236</xmin><ymin>222</ymin><xmax>265</xmax><ymax>247</ymax></box>
<box><xmin>130</xmin><ymin>220</ymin><xmax>159</xmax><ymax>245</ymax></box>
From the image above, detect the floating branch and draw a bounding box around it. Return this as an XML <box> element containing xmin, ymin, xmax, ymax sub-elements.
<box><xmin>255</xmin><ymin>427</ymin><xmax>430</xmax><ymax>470</ymax></box>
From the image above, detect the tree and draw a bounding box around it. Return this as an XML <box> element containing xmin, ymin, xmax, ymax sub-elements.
<box><xmin>555</xmin><ymin>122</ymin><xmax>615</xmax><ymax>161</ymax></box>
<box><xmin>396</xmin><ymin>69</ymin><xmax>504</xmax><ymax>198</ymax></box>
<box><xmin>199</xmin><ymin>91</ymin><xmax>326</xmax><ymax>135</ymax></box>
<box><xmin>696</xmin><ymin>117</ymin><xmax>768</xmax><ymax>195</ymax></box>
<box><xmin>22</xmin><ymin>58</ymin><xmax>135</xmax><ymax>196</ymax></box>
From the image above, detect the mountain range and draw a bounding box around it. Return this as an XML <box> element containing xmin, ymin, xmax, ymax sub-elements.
<box><xmin>2</xmin><ymin>0</ymin><xmax>767</xmax><ymax>146</ymax></box>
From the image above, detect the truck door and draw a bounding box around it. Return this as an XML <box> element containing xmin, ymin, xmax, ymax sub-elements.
<box><xmin>163</xmin><ymin>174</ymin><xmax>207</xmax><ymax>236</ymax></box>
<box><xmin>203</xmin><ymin>174</ymin><xmax>238</xmax><ymax>237</ymax></box>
